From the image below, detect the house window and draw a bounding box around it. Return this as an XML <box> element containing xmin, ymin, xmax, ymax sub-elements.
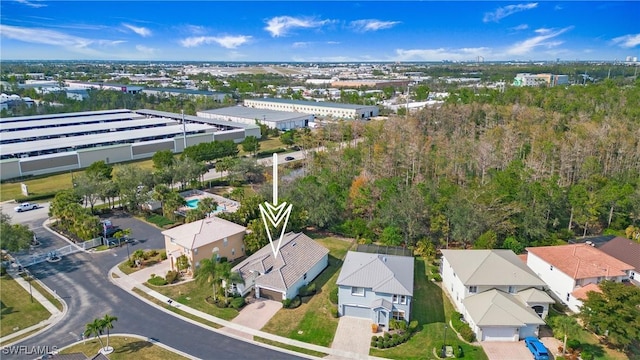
<box><xmin>550</xmin><ymin>265</ymin><xmax>554</xmax><ymax>271</ymax></box>
<box><xmin>469</xmin><ymin>286</ymin><xmax>477</xmax><ymax>294</ymax></box>
<box><xmin>351</xmin><ymin>287</ymin><xmax>365</xmax><ymax>296</ymax></box>
<box><xmin>566</xmin><ymin>293</ymin><xmax>570</xmax><ymax>302</ymax></box>
<box><xmin>170</xmin><ymin>238</ymin><xmax>176</xmax><ymax>244</ymax></box>
<box><xmin>193</xmin><ymin>248</ymin><xmax>198</xmax><ymax>255</ymax></box>
<box><xmin>393</xmin><ymin>294</ymin><xmax>399</xmax><ymax>303</ymax></box>
<box><xmin>392</xmin><ymin>310</ymin><xmax>406</xmax><ymax>321</ymax></box>
<box><xmin>223</xmin><ymin>237</ymin><xmax>228</xmax><ymax>247</ymax></box>
<box><xmin>597</xmin><ymin>277</ymin><xmax>604</xmax><ymax>283</ymax></box>
<box><xmin>231</xmin><ymin>248</ymin><xmax>235</xmax><ymax>256</ymax></box>
<box><xmin>631</xmin><ymin>272</ymin><xmax>635</xmax><ymax>280</ymax></box>
<box><xmin>400</xmin><ymin>295</ymin><xmax>407</xmax><ymax>305</ymax></box>
<box><xmin>508</xmin><ymin>286</ymin><xmax>516</xmax><ymax>294</ymax></box>
<box><xmin>303</xmin><ymin>273</ymin><xmax>307</xmax><ymax>280</ymax></box>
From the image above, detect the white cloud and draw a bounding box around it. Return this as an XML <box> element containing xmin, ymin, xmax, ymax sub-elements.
<box><xmin>292</xmin><ymin>42</ymin><xmax>309</xmax><ymax>48</ymax></box>
<box><xmin>136</xmin><ymin>45</ymin><xmax>157</xmax><ymax>55</ymax></box>
<box><xmin>14</xmin><ymin>0</ymin><xmax>46</xmax><ymax>8</ymax></box>
<box><xmin>349</xmin><ymin>19</ymin><xmax>400</xmax><ymax>32</ymax></box>
<box><xmin>612</xmin><ymin>33</ymin><xmax>640</xmax><ymax>48</ymax></box>
<box><xmin>505</xmin><ymin>26</ymin><xmax>572</xmax><ymax>55</ymax></box>
<box><xmin>483</xmin><ymin>3</ymin><xmax>538</xmax><ymax>23</ymax></box>
<box><xmin>264</xmin><ymin>16</ymin><xmax>332</xmax><ymax>37</ymax></box>
<box><xmin>511</xmin><ymin>24</ymin><xmax>529</xmax><ymax>31</ymax></box>
<box><xmin>180</xmin><ymin>35</ymin><xmax>251</xmax><ymax>49</ymax></box>
<box><xmin>122</xmin><ymin>23</ymin><xmax>152</xmax><ymax>37</ymax></box>
<box><xmin>395</xmin><ymin>47</ymin><xmax>491</xmax><ymax>61</ymax></box>
<box><xmin>0</xmin><ymin>24</ymin><xmax>122</xmax><ymax>57</ymax></box>
<box><xmin>185</xmin><ymin>25</ymin><xmax>206</xmax><ymax>35</ymax></box>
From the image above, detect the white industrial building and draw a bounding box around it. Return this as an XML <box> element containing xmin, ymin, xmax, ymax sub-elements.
<box><xmin>197</xmin><ymin>106</ymin><xmax>313</xmax><ymax>130</ymax></box>
<box><xmin>244</xmin><ymin>98</ymin><xmax>379</xmax><ymax>120</ymax></box>
<box><xmin>0</xmin><ymin>109</ymin><xmax>260</xmax><ymax>181</ymax></box>
<box><xmin>142</xmin><ymin>88</ymin><xmax>230</xmax><ymax>102</ymax></box>
<box><xmin>513</xmin><ymin>73</ymin><xmax>569</xmax><ymax>87</ymax></box>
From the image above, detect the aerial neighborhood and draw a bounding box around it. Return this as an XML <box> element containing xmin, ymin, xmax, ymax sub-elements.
<box><xmin>1</xmin><ymin>2</ymin><xmax>640</xmax><ymax>359</ymax></box>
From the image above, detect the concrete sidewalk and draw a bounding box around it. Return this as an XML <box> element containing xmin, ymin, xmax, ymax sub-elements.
<box><xmin>0</xmin><ymin>268</ymin><xmax>66</xmax><ymax>345</ymax></box>
<box><xmin>109</xmin><ymin>265</ymin><xmax>385</xmax><ymax>360</ymax></box>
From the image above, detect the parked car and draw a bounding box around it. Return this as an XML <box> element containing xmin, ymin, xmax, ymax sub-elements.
<box><xmin>524</xmin><ymin>337</ymin><xmax>550</xmax><ymax>360</ymax></box>
<box><xmin>14</xmin><ymin>202</ymin><xmax>38</xmax><ymax>212</ymax></box>
<box><xmin>285</xmin><ymin>156</ymin><xmax>295</xmax><ymax>161</ymax></box>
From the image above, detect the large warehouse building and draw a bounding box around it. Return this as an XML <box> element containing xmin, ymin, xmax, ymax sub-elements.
<box><xmin>0</xmin><ymin>109</ymin><xmax>260</xmax><ymax>181</ymax></box>
<box><xmin>243</xmin><ymin>98</ymin><xmax>379</xmax><ymax>120</ymax></box>
<box><xmin>197</xmin><ymin>106</ymin><xmax>313</xmax><ymax>130</ymax></box>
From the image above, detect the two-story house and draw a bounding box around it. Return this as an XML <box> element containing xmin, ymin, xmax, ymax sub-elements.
<box><xmin>441</xmin><ymin>249</ymin><xmax>553</xmax><ymax>341</ymax></box>
<box><xmin>162</xmin><ymin>217</ymin><xmax>246</xmax><ymax>275</ymax></box>
<box><xmin>336</xmin><ymin>251</ymin><xmax>414</xmax><ymax>330</ymax></box>
<box><xmin>526</xmin><ymin>244</ymin><xmax>634</xmax><ymax>312</ymax></box>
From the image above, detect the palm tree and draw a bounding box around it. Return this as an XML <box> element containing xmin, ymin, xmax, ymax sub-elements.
<box><xmin>84</xmin><ymin>318</ymin><xmax>105</xmax><ymax>351</ymax></box>
<box><xmin>152</xmin><ymin>185</ymin><xmax>170</xmax><ymax>217</ymax></box>
<box><xmin>551</xmin><ymin>315</ymin><xmax>581</xmax><ymax>355</ymax></box>
<box><xmin>198</xmin><ymin>197</ymin><xmax>218</xmax><ymax>217</ymax></box>
<box><xmin>196</xmin><ymin>255</ymin><xmax>219</xmax><ymax>300</ymax></box>
<box><xmin>101</xmin><ymin>314</ymin><xmax>118</xmax><ymax>351</ymax></box>
<box><xmin>163</xmin><ymin>191</ymin><xmax>186</xmax><ymax>221</ymax></box>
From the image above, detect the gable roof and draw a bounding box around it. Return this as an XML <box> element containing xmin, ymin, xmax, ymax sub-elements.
<box><xmin>337</xmin><ymin>251</ymin><xmax>414</xmax><ymax>296</ymax></box>
<box><xmin>516</xmin><ymin>288</ymin><xmax>554</xmax><ymax>304</ymax></box>
<box><xmin>161</xmin><ymin>217</ymin><xmax>246</xmax><ymax>250</ymax></box>
<box><xmin>571</xmin><ymin>283</ymin><xmax>602</xmax><ymax>300</ymax></box>
<box><xmin>598</xmin><ymin>237</ymin><xmax>640</xmax><ymax>271</ymax></box>
<box><xmin>440</xmin><ymin>249</ymin><xmax>545</xmax><ymax>287</ymax></box>
<box><xmin>463</xmin><ymin>289</ymin><xmax>546</xmax><ymax>327</ymax></box>
<box><xmin>526</xmin><ymin>244</ymin><xmax>634</xmax><ymax>280</ymax></box>
<box><xmin>232</xmin><ymin>232</ymin><xmax>329</xmax><ymax>292</ymax></box>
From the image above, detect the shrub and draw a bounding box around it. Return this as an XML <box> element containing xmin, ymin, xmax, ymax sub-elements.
<box><xmin>371</xmin><ymin>338</ymin><xmax>377</xmax><ymax>347</ymax></box>
<box><xmin>331</xmin><ymin>306</ymin><xmax>339</xmax><ymax>318</ymax></box>
<box><xmin>147</xmin><ymin>249</ymin><xmax>159</xmax><ymax>257</ymax></box>
<box><xmin>580</xmin><ymin>351</ymin><xmax>593</xmax><ymax>360</ymax></box>
<box><xmin>432</xmin><ymin>274</ymin><xmax>442</xmax><ymax>282</ymax></box>
<box><xmin>148</xmin><ymin>275</ymin><xmax>167</xmax><ymax>286</ymax></box>
<box><xmin>299</xmin><ymin>282</ymin><xmax>317</xmax><ymax>296</ymax></box>
<box><xmin>282</xmin><ymin>299</ymin><xmax>291</xmax><ymax>308</ymax></box>
<box><xmin>329</xmin><ymin>287</ymin><xmax>338</xmax><ymax>304</ymax></box>
<box><xmin>15</xmin><ymin>191</ymin><xmax>57</xmax><ymax>203</ymax></box>
<box><xmin>219</xmin><ymin>257</ymin><xmax>228</xmax><ymax>263</ymax></box>
<box><xmin>376</xmin><ymin>341</ymin><xmax>384</xmax><ymax>349</ymax></box>
<box><xmin>384</xmin><ymin>332</ymin><xmax>391</xmax><ymax>340</ymax></box>
<box><xmin>160</xmin><ymin>251</ymin><xmax>167</xmax><ymax>260</ymax></box>
<box><xmin>392</xmin><ymin>333</ymin><xmax>399</xmax><ymax>340</ymax></box>
<box><xmin>566</xmin><ymin>339</ymin><xmax>581</xmax><ymax>351</ymax></box>
<box><xmin>0</xmin><ymin>265</ymin><xmax>6</xmax><ymax>276</ymax></box>
<box><xmin>165</xmin><ymin>270</ymin><xmax>179</xmax><ymax>284</ymax></box>
<box><xmin>409</xmin><ymin>320</ymin><xmax>419</xmax><ymax>333</ymax></box>
<box><xmin>459</xmin><ymin>324</ymin><xmax>476</xmax><ymax>343</ymax></box>
<box><xmin>230</xmin><ymin>297</ymin><xmax>245</xmax><ymax>309</ymax></box>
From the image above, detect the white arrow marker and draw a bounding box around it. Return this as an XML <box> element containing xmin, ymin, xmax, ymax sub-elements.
<box><xmin>259</xmin><ymin>153</ymin><xmax>292</xmax><ymax>259</ymax></box>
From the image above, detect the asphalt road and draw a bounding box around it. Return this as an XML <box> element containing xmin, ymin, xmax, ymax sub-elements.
<box><xmin>4</xmin><ymin>212</ymin><xmax>304</xmax><ymax>360</ymax></box>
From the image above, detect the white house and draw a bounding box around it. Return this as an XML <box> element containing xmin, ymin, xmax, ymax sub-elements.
<box><xmin>525</xmin><ymin>244</ymin><xmax>634</xmax><ymax>312</ymax></box>
<box><xmin>441</xmin><ymin>249</ymin><xmax>553</xmax><ymax>341</ymax></box>
<box><xmin>230</xmin><ymin>232</ymin><xmax>328</xmax><ymax>300</ymax></box>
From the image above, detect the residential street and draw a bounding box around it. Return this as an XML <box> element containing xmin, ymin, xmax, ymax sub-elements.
<box><xmin>2</xmin><ymin>209</ymin><xmax>305</xmax><ymax>360</ymax></box>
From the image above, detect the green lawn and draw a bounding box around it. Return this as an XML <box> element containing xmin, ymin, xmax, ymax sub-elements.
<box><xmin>22</xmin><ymin>275</ymin><xmax>63</xmax><ymax>312</ymax></box>
<box><xmin>60</xmin><ymin>335</ymin><xmax>187</xmax><ymax>360</ymax></box>
<box><xmin>148</xmin><ymin>279</ymin><xmax>239</xmax><ymax>321</ymax></box>
<box><xmin>260</xmin><ymin>236</ymin><xmax>355</xmax><ymax>347</ymax></box>
<box><xmin>0</xmin><ymin>275</ymin><xmax>51</xmax><ymax>338</ymax></box>
<box><xmin>370</xmin><ymin>258</ymin><xmax>488</xmax><ymax>360</ymax></box>
<box><xmin>546</xmin><ymin>308</ymin><xmax>629</xmax><ymax>360</ymax></box>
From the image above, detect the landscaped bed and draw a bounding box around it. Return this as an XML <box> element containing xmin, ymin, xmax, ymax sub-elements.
<box><xmin>60</xmin><ymin>335</ymin><xmax>187</xmax><ymax>360</ymax></box>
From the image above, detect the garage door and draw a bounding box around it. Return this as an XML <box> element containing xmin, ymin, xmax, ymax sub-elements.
<box><xmin>519</xmin><ymin>325</ymin><xmax>538</xmax><ymax>339</ymax></box>
<box><xmin>258</xmin><ymin>287</ymin><xmax>282</xmax><ymax>300</ymax></box>
<box><xmin>482</xmin><ymin>327</ymin><xmax>517</xmax><ymax>341</ymax></box>
<box><xmin>343</xmin><ymin>305</ymin><xmax>371</xmax><ymax>319</ymax></box>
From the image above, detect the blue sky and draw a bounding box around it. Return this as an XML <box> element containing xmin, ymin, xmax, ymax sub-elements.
<box><xmin>0</xmin><ymin>1</ymin><xmax>638</xmax><ymax>62</ymax></box>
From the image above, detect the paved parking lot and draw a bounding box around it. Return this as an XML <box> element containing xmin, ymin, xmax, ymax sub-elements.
<box><xmin>481</xmin><ymin>341</ymin><xmax>535</xmax><ymax>360</ymax></box>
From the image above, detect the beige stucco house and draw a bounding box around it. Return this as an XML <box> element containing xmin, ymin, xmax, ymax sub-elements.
<box><xmin>162</xmin><ymin>217</ymin><xmax>246</xmax><ymax>274</ymax></box>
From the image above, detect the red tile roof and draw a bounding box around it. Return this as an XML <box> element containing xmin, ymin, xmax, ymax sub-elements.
<box><xmin>526</xmin><ymin>244</ymin><xmax>634</xmax><ymax>280</ymax></box>
<box><xmin>571</xmin><ymin>283</ymin><xmax>602</xmax><ymax>300</ymax></box>
<box><xmin>518</xmin><ymin>254</ymin><xmax>528</xmax><ymax>263</ymax></box>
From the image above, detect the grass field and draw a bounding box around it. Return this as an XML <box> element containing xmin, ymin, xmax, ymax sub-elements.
<box><xmin>0</xmin><ymin>275</ymin><xmax>51</xmax><ymax>338</ymax></box>
<box><xmin>369</xmin><ymin>258</ymin><xmax>488</xmax><ymax>360</ymax></box>
<box><xmin>131</xmin><ymin>288</ymin><xmax>222</xmax><ymax>329</ymax></box>
<box><xmin>260</xmin><ymin>236</ymin><xmax>355</xmax><ymax>347</ymax></box>
<box><xmin>147</xmin><ymin>279</ymin><xmax>239</xmax><ymax>321</ymax></box>
<box><xmin>60</xmin><ymin>336</ymin><xmax>187</xmax><ymax>360</ymax></box>
<box><xmin>22</xmin><ymin>275</ymin><xmax>63</xmax><ymax>312</ymax></box>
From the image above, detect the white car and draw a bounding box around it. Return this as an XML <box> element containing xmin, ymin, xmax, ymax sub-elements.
<box><xmin>14</xmin><ymin>202</ymin><xmax>38</xmax><ymax>212</ymax></box>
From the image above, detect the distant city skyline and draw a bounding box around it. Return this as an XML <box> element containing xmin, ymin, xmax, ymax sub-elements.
<box><xmin>0</xmin><ymin>1</ymin><xmax>638</xmax><ymax>62</ymax></box>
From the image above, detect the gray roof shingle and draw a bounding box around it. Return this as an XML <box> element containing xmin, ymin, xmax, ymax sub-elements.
<box><xmin>463</xmin><ymin>289</ymin><xmax>546</xmax><ymax>327</ymax></box>
<box><xmin>336</xmin><ymin>251</ymin><xmax>414</xmax><ymax>296</ymax></box>
<box><xmin>232</xmin><ymin>232</ymin><xmax>329</xmax><ymax>292</ymax></box>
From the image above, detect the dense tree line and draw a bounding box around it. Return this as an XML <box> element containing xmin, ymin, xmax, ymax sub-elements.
<box><xmin>277</xmin><ymin>80</ymin><xmax>640</xmax><ymax>251</ymax></box>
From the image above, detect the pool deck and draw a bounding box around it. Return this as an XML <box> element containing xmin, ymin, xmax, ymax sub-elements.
<box><xmin>178</xmin><ymin>191</ymin><xmax>239</xmax><ymax>214</ymax></box>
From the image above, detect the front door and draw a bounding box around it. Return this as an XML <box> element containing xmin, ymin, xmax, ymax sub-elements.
<box><xmin>378</xmin><ymin>310</ymin><xmax>388</xmax><ymax>328</ymax></box>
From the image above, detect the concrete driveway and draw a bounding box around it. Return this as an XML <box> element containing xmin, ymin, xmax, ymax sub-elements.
<box><xmin>481</xmin><ymin>341</ymin><xmax>535</xmax><ymax>360</ymax></box>
<box><xmin>330</xmin><ymin>316</ymin><xmax>373</xmax><ymax>357</ymax></box>
<box><xmin>221</xmin><ymin>299</ymin><xmax>282</xmax><ymax>340</ymax></box>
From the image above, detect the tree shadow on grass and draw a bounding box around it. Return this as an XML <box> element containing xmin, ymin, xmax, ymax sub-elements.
<box><xmin>577</xmin><ymin>342</ymin><xmax>605</xmax><ymax>359</ymax></box>
<box><xmin>1</xmin><ymin>301</ymin><xmax>15</xmax><ymax>318</ymax></box>
<box><xmin>113</xmin><ymin>340</ymin><xmax>153</xmax><ymax>355</ymax></box>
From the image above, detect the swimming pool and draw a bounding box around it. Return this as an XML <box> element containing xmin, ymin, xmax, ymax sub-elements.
<box><xmin>186</xmin><ymin>198</ymin><xmax>225</xmax><ymax>212</ymax></box>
